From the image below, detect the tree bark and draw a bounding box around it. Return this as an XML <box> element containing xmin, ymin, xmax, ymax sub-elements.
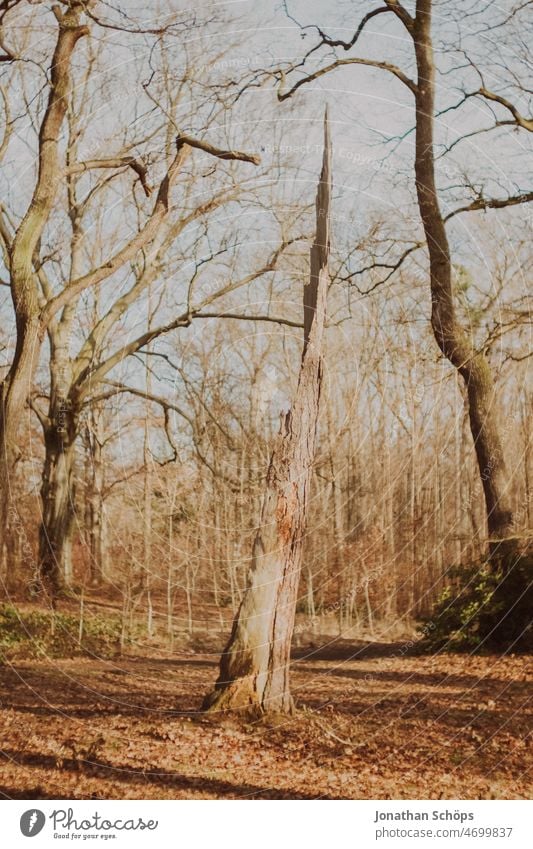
<box><xmin>204</xmin><ymin>112</ymin><xmax>332</xmax><ymax>716</ymax></box>
<box><xmin>39</xmin><ymin>401</ymin><xmax>78</xmax><ymax>599</ymax></box>
<box><xmin>413</xmin><ymin>0</ymin><xmax>515</xmax><ymax>559</ymax></box>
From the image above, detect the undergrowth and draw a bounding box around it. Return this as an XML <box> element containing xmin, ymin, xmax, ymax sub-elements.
<box><xmin>421</xmin><ymin>553</ymin><xmax>533</xmax><ymax>652</ymax></box>
<box><xmin>0</xmin><ymin>604</ymin><xmax>122</xmax><ymax>660</ymax></box>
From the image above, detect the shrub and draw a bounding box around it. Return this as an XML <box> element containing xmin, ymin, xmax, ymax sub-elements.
<box><xmin>0</xmin><ymin>604</ymin><xmax>122</xmax><ymax>660</ymax></box>
<box><xmin>420</xmin><ymin>553</ymin><xmax>533</xmax><ymax>652</ymax></box>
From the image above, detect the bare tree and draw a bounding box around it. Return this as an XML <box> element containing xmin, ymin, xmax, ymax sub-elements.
<box><xmin>0</xmin><ymin>3</ymin><xmax>262</xmax><ymax>593</ymax></box>
<box><xmin>0</xmin><ymin>1</ymin><xmax>89</xmax><ymax>558</ymax></box>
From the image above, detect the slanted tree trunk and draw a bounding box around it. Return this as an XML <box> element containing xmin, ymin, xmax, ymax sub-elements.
<box><xmin>413</xmin><ymin>0</ymin><xmax>515</xmax><ymax>559</ymax></box>
<box><xmin>204</xmin><ymin>112</ymin><xmax>332</xmax><ymax>716</ymax></box>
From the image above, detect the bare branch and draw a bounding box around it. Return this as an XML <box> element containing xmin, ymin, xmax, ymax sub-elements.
<box><xmin>73</xmin><ymin>236</ymin><xmax>298</xmax><ymax>400</ymax></box>
<box><xmin>337</xmin><ymin>242</ymin><xmax>423</xmax><ymax>292</ymax></box>
<box><xmin>308</xmin><ymin>7</ymin><xmax>391</xmax><ymax>51</ymax></box>
<box><xmin>176</xmin><ymin>132</ymin><xmax>261</xmax><ymax>166</ymax></box>
<box><xmin>65</xmin><ymin>157</ymin><xmax>152</xmax><ymax>196</ymax></box>
<box><xmin>41</xmin><ymin>134</ymin><xmax>260</xmax><ymax>324</ymax></box>
<box><xmin>278</xmin><ymin>56</ymin><xmax>417</xmax><ymax>102</ymax></box>
<box><xmin>474</xmin><ymin>87</ymin><xmax>533</xmax><ymax>133</ymax></box>
<box><xmin>99</xmin><ymin>381</ymin><xmax>195</xmax><ymax>429</ymax></box>
<box><xmin>446</xmin><ymin>191</ymin><xmax>533</xmax><ymax>221</ymax></box>
<box><xmin>195</xmin><ymin>311</ymin><xmax>303</xmax><ymax>328</ymax></box>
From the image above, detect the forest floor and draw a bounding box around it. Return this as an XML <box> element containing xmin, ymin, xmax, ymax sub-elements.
<box><xmin>0</xmin><ymin>639</ymin><xmax>531</xmax><ymax>799</ymax></box>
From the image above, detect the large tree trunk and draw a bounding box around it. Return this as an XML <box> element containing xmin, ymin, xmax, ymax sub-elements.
<box><xmin>0</xmin><ymin>318</ymin><xmax>43</xmax><ymax>562</ymax></box>
<box><xmin>413</xmin><ymin>0</ymin><xmax>515</xmax><ymax>559</ymax></box>
<box><xmin>39</xmin><ymin>406</ymin><xmax>78</xmax><ymax>599</ymax></box>
<box><xmin>38</xmin><ymin>296</ymin><xmax>81</xmax><ymax>599</ymax></box>
<box><xmin>204</xmin><ymin>112</ymin><xmax>332</xmax><ymax>716</ymax></box>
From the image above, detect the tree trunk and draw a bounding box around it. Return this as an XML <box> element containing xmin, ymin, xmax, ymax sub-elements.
<box><xmin>413</xmin><ymin>0</ymin><xmax>515</xmax><ymax>560</ymax></box>
<box><xmin>84</xmin><ymin>411</ymin><xmax>106</xmax><ymax>585</ymax></box>
<box><xmin>0</xmin><ymin>318</ymin><xmax>43</xmax><ymax>560</ymax></box>
<box><xmin>38</xmin><ymin>295</ymin><xmax>82</xmax><ymax>599</ymax></box>
<box><xmin>143</xmin><ymin>366</ymin><xmax>154</xmax><ymax>636</ymax></box>
<box><xmin>39</xmin><ymin>404</ymin><xmax>77</xmax><ymax>599</ymax></box>
<box><xmin>204</xmin><ymin>112</ymin><xmax>332</xmax><ymax>716</ymax></box>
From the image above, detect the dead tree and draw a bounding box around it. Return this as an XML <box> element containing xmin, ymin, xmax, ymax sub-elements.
<box><xmin>204</xmin><ymin>112</ymin><xmax>332</xmax><ymax>716</ymax></box>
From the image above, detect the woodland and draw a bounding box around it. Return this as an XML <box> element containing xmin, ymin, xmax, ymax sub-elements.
<box><xmin>0</xmin><ymin>0</ymin><xmax>531</xmax><ymax>799</ymax></box>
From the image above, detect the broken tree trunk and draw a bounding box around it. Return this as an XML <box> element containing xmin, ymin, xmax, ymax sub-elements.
<box><xmin>204</xmin><ymin>112</ymin><xmax>332</xmax><ymax>716</ymax></box>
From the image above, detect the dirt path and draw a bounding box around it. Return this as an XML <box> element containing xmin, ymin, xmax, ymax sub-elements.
<box><xmin>0</xmin><ymin>644</ymin><xmax>531</xmax><ymax>799</ymax></box>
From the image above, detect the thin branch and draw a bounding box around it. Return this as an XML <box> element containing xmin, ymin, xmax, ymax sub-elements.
<box><xmin>474</xmin><ymin>87</ymin><xmax>533</xmax><ymax>133</ymax></box>
<box><xmin>337</xmin><ymin>242</ymin><xmax>423</xmax><ymax>292</ymax></box>
<box><xmin>100</xmin><ymin>381</ymin><xmax>195</xmax><ymax>428</ymax></box>
<box><xmin>73</xmin><ymin>236</ymin><xmax>298</xmax><ymax>399</ymax></box>
<box><xmin>308</xmin><ymin>7</ymin><xmax>391</xmax><ymax>50</ymax></box>
<box><xmin>65</xmin><ymin>157</ymin><xmax>152</xmax><ymax>196</ymax></box>
<box><xmin>196</xmin><ymin>311</ymin><xmax>303</xmax><ymax>328</ymax></box>
<box><xmin>278</xmin><ymin>56</ymin><xmax>417</xmax><ymax>102</ymax></box>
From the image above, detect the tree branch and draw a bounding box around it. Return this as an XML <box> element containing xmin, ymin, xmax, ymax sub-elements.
<box><xmin>309</xmin><ymin>7</ymin><xmax>391</xmax><ymax>50</ymax></box>
<box><xmin>99</xmin><ymin>381</ymin><xmax>195</xmax><ymax>428</ymax></box>
<box><xmin>474</xmin><ymin>87</ymin><xmax>533</xmax><ymax>133</ymax></box>
<box><xmin>337</xmin><ymin>242</ymin><xmax>423</xmax><ymax>292</ymax></box>
<box><xmin>278</xmin><ymin>56</ymin><xmax>416</xmax><ymax>102</ymax></box>
<box><xmin>446</xmin><ymin>191</ymin><xmax>533</xmax><ymax>221</ymax></box>
<box><xmin>195</xmin><ymin>311</ymin><xmax>303</xmax><ymax>328</ymax></box>
<box><xmin>176</xmin><ymin>132</ymin><xmax>261</xmax><ymax>165</ymax></box>
<box><xmin>65</xmin><ymin>156</ymin><xmax>152</xmax><ymax>196</ymax></box>
<box><xmin>71</xmin><ymin>190</ymin><xmax>239</xmax><ymax>384</ymax></box>
<box><xmin>41</xmin><ymin>134</ymin><xmax>259</xmax><ymax>325</ymax></box>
